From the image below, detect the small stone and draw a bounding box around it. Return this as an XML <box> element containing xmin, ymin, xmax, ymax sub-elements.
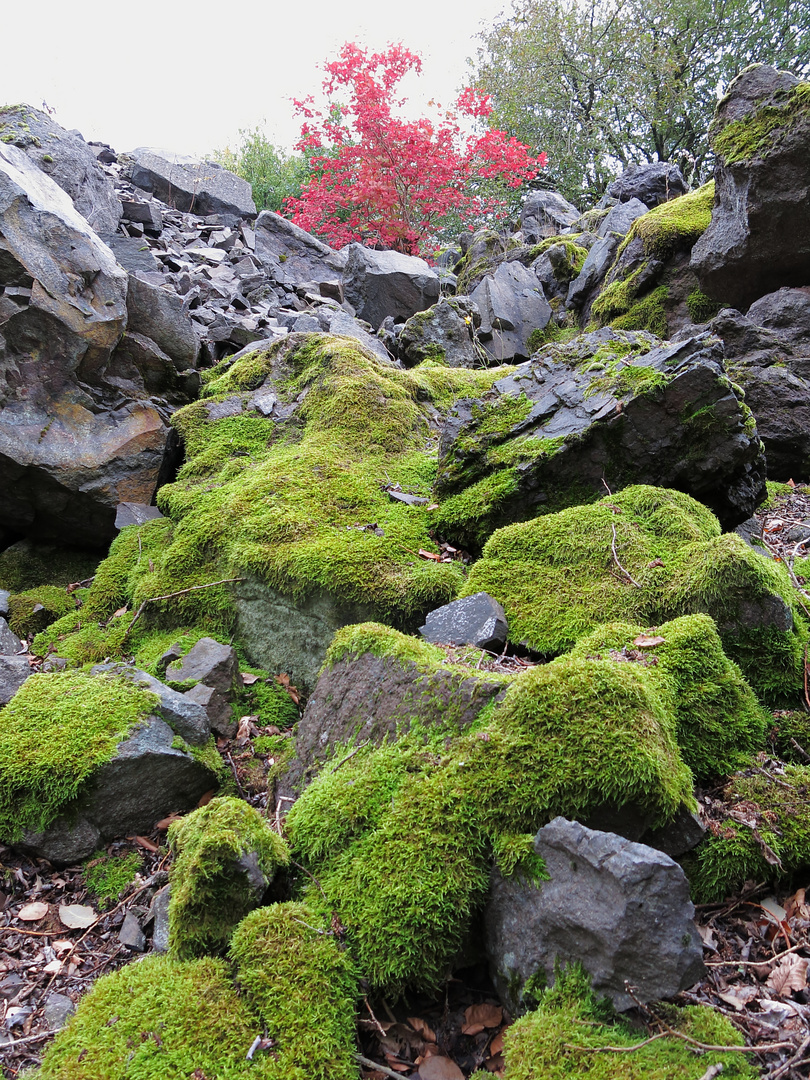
<box><xmin>118</xmin><ymin>911</ymin><xmax>146</xmax><ymax>951</ymax></box>
<box><xmin>420</xmin><ymin>593</ymin><xmax>508</xmax><ymax>652</ymax></box>
<box><xmin>0</xmin><ymin>618</ymin><xmax>23</xmax><ymax>656</ymax></box>
<box><xmin>41</xmin><ymin>992</ymin><xmax>75</xmax><ymax>1031</ymax></box>
<box><xmin>147</xmin><ymin>885</ymin><xmax>170</xmax><ymax>952</ymax></box>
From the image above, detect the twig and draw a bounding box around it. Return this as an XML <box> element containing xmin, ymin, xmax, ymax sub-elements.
<box><xmin>225</xmin><ymin>750</ymin><xmax>247</xmax><ymax>799</ymax></box>
<box><xmin>1</xmin><ymin>1029</ymin><xmax>56</xmax><ymax>1049</ymax></box>
<box><xmin>290</xmin><ymin>860</ymin><xmax>330</xmax><ymax>907</ymax></box>
<box><xmin>705</xmin><ymin>942</ymin><xmax>807</xmax><ymax>967</ymax></box>
<box><xmin>121</xmin><ymin>577</ymin><xmax>244</xmax><ymax>640</ymax></box>
<box><xmin>767</xmin><ymin>1035</ymin><xmax>810</xmax><ymax>1080</ymax></box>
<box><xmin>790</xmin><ymin>736</ymin><xmax>810</xmax><ymax>762</ymax></box>
<box><xmin>363</xmin><ymin>996</ymin><xmax>388</xmax><ymax>1038</ymax></box>
<box><xmin>354</xmin><ymin>1052</ymin><xmax>408</xmax><ymax>1080</ymax></box>
<box><xmin>696</xmin><ymin>1065</ymin><xmax>724</xmax><ymax>1080</ymax></box>
<box><xmin>805</xmin><ymin>644</ymin><xmax>810</xmax><ymax>713</ymax></box>
<box><xmin>610</xmin><ymin>523</ymin><xmax>642</xmax><ymax>588</ymax></box>
<box><xmin>328</xmin><ymin>740</ymin><xmax>370</xmax><ymax>774</ymax></box>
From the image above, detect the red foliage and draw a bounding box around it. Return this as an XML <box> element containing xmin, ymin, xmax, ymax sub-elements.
<box><xmin>285</xmin><ymin>43</ymin><xmax>546</xmax><ymax>258</ymax></box>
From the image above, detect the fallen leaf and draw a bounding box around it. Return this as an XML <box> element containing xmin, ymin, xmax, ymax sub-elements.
<box><xmin>155</xmin><ymin>812</ymin><xmax>182</xmax><ymax>831</ymax></box>
<box><xmin>241</xmin><ymin>673</ymin><xmax>260</xmax><ymax>685</ymax></box>
<box><xmin>418</xmin><ymin>1056</ymin><xmax>464</xmax><ymax>1080</ymax></box>
<box><xmin>418</xmin><ymin>549</ymin><xmax>441</xmax><ymax>561</ymax></box>
<box><xmin>484</xmin><ymin>1052</ymin><xmax>505</xmax><ymax>1074</ymax></box>
<box><xmin>761</xmin><ymin>896</ymin><xmax>788</xmax><ymax>922</ymax></box>
<box><xmin>59</xmin><ymin>904</ymin><xmax>96</xmax><ymax>929</ymax></box>
<box><xmin>52</xmin><ymin>940</ymin><xmax>74</xmax><ymax>955</ymax></box>
<box><xmin>197</xmin><ymin>789</ymin><xmax>216</xmax><ymax>807</ymax></box>
<box><xmin>766</xmin><ymin>954</ymin><xmax>808</xmax><ymax>995</ymax></box>
<box><xmin>717</xmin><ymin>986</ymin><xmax>759</xmax><ymax>1011</ymax></box>
<box><xmin>112</xmin><ymin>607</ymin><xmax>128</xmax><ymax>618</ymax></box>
<box><xmin>17</xmin><ymin>902</ymin><xmax>49</xmax><ymax>922</ymax></box>
<box><xmin>407</xmin><ymin>1016</ymin><xmax>437</xmax><ymax>1043</ymax></box>
<box><xmin>697</xmin><ymin>924</ymin><xmax>718</xmax><ymax>951</ymax></box>
<box><xmin>633</xmin><ymin>634</ymin><xmax>665</xmax><ymax>648</ymax></box>
<box><xmin>462</xmin><ymin>1003</ymin><xmax>503</xmax><ymax>1034</ymax></box>
<box><xmin>489</xmin><ymin>1029</ymin><xmax>506</xmax><ymax>1056</ymax></box>
<box><xmin>788</xmin><ymin>478</ymin><xmax>796</xmax><ymax>487</ymax></box>
<box><xmin>43</xmin><ymin>959</ymin><xmax>62</xmax><ymax>975</ymax></box>
<box><xmin>382</xmin><ymin>1056</ymin><xmax>410</xmax><ymax>1074</ymax></box>
<box><xmin>132</xmin><ymin>835</ymin><xmax>159</xmax><ymax>853</ymax></box>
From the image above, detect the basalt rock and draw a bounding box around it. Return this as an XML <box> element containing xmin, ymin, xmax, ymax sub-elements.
<box><xmin>123</xmin><ymin>148</ymin><xmax>256</xmax><ymax>223</ymax></box>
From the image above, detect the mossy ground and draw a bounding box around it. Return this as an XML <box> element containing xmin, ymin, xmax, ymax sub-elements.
<box><xmin>8</xmin><ymin>584</ymin><xmax>76</xmax><ymax>638</ymax></box>
<box><xmin>286</xmin><ymin>635</ymin><xmax>694</xmax><ymax>994</ymax></box>
<box><xmin>462</xmin><ymin>485</ymin><xmax>807</xmax><ymax>703</ymax></box>
<box><xmin>685</xmin><ymin>761</ymin><xmax>810</xmax><ymax>902</ymax></box>
<box><xmin>0</xmin><ymin>539</ymin><xmax>99</xmax><ymax>593</ymax></box>
<box><xmin>229</xmin><ymin>903</ymin><xmax>359</xmax><ymax>1080</ymax></box>
<box><xmin>36</xmin><ymin>954</ymin><xmax>292</xmax><ymax>1080</ymax></box>
<box><xmin>82</xmin><ymin>850</ymin><xmax>143</xmax><ymax>908</ymax></box>
<box><xmin>497</xmin><ymin>965</ymin><xmax>755</xmax><ymax>1080</ymax></box>
<box><xmin>168</xmin><ymin>796</ymin><xmax>289</xmax><ymax>959</ymax></box>
<box><xmin>0</xmin><ymin>671</ymin><xmax>157</xmax><ymax>842</ymax></box>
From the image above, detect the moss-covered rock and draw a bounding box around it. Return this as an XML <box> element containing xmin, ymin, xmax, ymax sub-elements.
<box><xmin>686</xmin><ymin>760</ymin><xmax>810</xmax><ymax>902</ymax></box>
<box><xmin>498</xmin><ymin>964</ymin><xmax>755</xmax><ymax>1079</ymax></box>
<box><xmin>0</xmin><ymin>538</ymin><xmax>99</xmax><ymax>593</ymax></box>
<box><xmin>8</xmin><ymin>583</ymin><xmax>76</xmax><ymax>638</ymax></box>
<box><xmin>37</xmin><ymin>954</ymin><xmax>292</xmax><ymax>1080</ymax></box>
<box><xmin>229</xmin><ymin>903</ymin><xmax>359</xmax><ymax>1080</ymax></box>
<box><xmin>168</xmin><ymin>796</ymin><xmax>289</xmax><ymax>959</ymax></box>
<box><xmin>463</xmin><ymin>485</ymin><xmax>806</xmax><ymax>703</ymax></box>
<box><xmin>0</xmin><ymin>671</ymin><xmax>158</xmax><ymax>842</ymax></box>
<box><xmin>82</xmin><ymin>849</ymin><xmax>143</xmax><ymax>908</ymax></box>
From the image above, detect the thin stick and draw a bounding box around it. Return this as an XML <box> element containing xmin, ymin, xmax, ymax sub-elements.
<box><xmin>767</xmin><ymin>1035</ymin><xmax>810</xmax><ymax>1080</ymax></box>
<box><xmin>790</xmin><ymin>736</ymin><xmax>810</xmax><ymax>762</ymax></box>
<box><xmin>363</xmin><ymin>996</ymin><xmax>388</xmax><ymax>1039</ymax></box>
<box><xmin>1</xmin><ymin>1029</ymin><xmax>56</xmax><ymax>1049</ymax></box>
<box><xmin>696</xmin><ymin>1065</ymin><xmax>724</xmax><ymax>1080</ymax></box>
<box><xmin>121</xmin><ymin>577</ymin><xmax>244</xmax><ymax>640</ymax></box>
<box><xmin>354</xmin><ymin>1052</ymin><xmax>409</xmax><ymax>1080</ymax></box>
<box><xmin>611</xmin><ymin>523</ymin><xmax>642</xmax><ymax>588</ymax></box>
<box><xmin>705</xmin><ymin>942</ymin><xmax>806</xmax><ymax>967</ymax></box>
<box><xmin>225</xmin><ymin>750</ymin><xmax>247</xmax><ymax>799</ymax></box>
<box><xmin>328</xmin><ymin>740</ymin><xmax>370</xmax><ymax>774</ymax></box>
<box><xmin>805</xmin><ymin>644</ymin><xmax>810</xmax><ymax>712</ymax></box>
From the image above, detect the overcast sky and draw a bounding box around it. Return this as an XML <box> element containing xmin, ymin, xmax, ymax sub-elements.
<box><xmin>1</xmin><ymin>0</ymin><xmax>508</xmax><ymax>158</ymax></box>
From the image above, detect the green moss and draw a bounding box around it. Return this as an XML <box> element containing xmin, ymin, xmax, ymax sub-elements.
<box><xmin>82</xmin><ymin>850</ymin><xmax>143</xmax><ymax>907</ymax></box>
<box><xmin>687</xmin><ymin>288</ymin><xmax>723</xmax><ymax>323</ymax></box>
<box><xmin>0</xmin><ymin>539</ymin><xmax>99</xmax><ymax>592</ymax></box>
<box><xmin>713</xmin><ymin>80</ymin><xmax>810</xmax><ymax>164</ymax></box>
<box><xmin>235</xmin><ymin>666</ymin><xmax>300</xmax><ymax>729</ymax></box>
<box><xmin>286</xmin><ymin>645</ymin><xmax>693</xmax><ymax>994</ymax></box>
<box><xmin>492</xmin><ymin>832</ymin><xmax>549</xmax><ymax>880</ymax></box>
<box><xmin>687</xmin><ymin>763</ymin><xmax>810</xmax><ymax>902</ymax></box>
<box><xmin>761</xmin><ymin>480</ymin><xmax>796</xmax><ymax>509</ymax></box>
<box><xmin>0</xmin><ymin>671</ymin><xmax>157</xmax><ymax>841</ymax></box>
<box><xmin>463</xmin><ymin>485</ymin><xmax>807</xmax><ymax>703</ymax></box>
<box><xmin>767</xmin><ymin>710</ymin><xmax>810</xmax><ymax>762</ymax></box>
<box><xmin>630</xmin><ymin>182</ymin><xmax>715</xmax><ymax>261</ymax></box>
<box><xmin>8</xmin><ymin>584</ymin><xmax>75</xmax><ymax>637</ymax></box>
<box><xmin>38</xmin><ymin>954</ymin><xmax>288</xmax><ymax>1080</ymax></box>
<box><xmin>610</xmin><ymin>285</ymin><xmax>670</xmax><ymax>337</ymax></box>
<box><xmin>229</xmin><ymin>903</ymin><xmax>359</xmax><ymax>1080</ymax></box>
<box><xmin>168</xmin><ymin>796</ymin><xmax>289</xmax><ymax>959</ymax></box>
<box><xmin>431</xmin><ymin>468</ymin><xmax>520</xmax><ymax>548</ymax></box>
<box><xmin>502</xmin><ymin>964</ymin><xmax>755</xmax><ymax>1079</ymax></box>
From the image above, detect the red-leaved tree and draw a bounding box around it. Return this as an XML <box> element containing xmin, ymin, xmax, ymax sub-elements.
<box><xmin>285</xmin><ymin>43</ymin><xmax>547</xmax><ymax>258</ymax></box>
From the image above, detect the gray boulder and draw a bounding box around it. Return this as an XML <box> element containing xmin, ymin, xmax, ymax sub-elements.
<box><xmin>747</xmin><ymin>287</ymin><xmax>810</xmax><ymax>349</ymax></box>
<box><xmin>471</xmin><ymin>260</ymin><xmax>552</xmax><ymax>362</ymax></box>
<box><xmin>596</xmin><ymin>197</ymin><xmax>649</xmax><ymax>238</ymax></box>
<box><xmin>343</xmin><ymin>244</ymin><xmax>440</xmax><ymax>329</ymax></box>
<box><xmin>182</xmin><ymin>683</ymin><xmax>235</xmax><ymax>739</ymax></box>
<box><xmin>125</xmin><ymin>272</ymin><xmax>200</xmax><ymax>369</ymax></box>
<box><xmin>0</xmin><ymin>105</ymin><xmax>121</xmax><ymax>234</ymax></box>
<box><xmin>19</xmin><ymin>715</ymin><xmax>219</xmax><ymax>863</ymax></box>
<box><xmin>419</xmin><ymin>592</ymin><xmax>508</xmax><ymax>652</ymax></box>
<box><xmin>124</xmin><ymin>148</ymin><xmax>256</xmax><ymax>223</ymax></box>
<box><xmin>254</xmin><ymin>211</ymin><xmax>346</xmax><ymax>289</ymax></box>
<box><xmin>327</xmin><ymin>309</ymin><xmax>395</xmax><ymax>366</ymax></box>
<box><xmin>0</xmin><ymin>618</ymin><xmax>23</xmax><ymax>656</ymax></box>
<box><xmin>90</xmin><ymin>663</ymin><xmax>211</xmax><ymax>746</ymax></box>
<box><xmin>567</xmin><ymin>235</ymin><xmax>620</xmax><ymax>311</ymax></box>
<box><xmin>520</xmin><ymin>190</ymin><xmax>580</xmax><ymax>242</ymax></box>
<box><xmin>399</xmin><ymin>296</ymin><xmax>483</xmax><ymax>367</ymax></box>
<box><xmin>434</xmin><ymin>328</ymin><xmax>767</xmax><ymax>541</ymax></box>
<box><xmin>485</xmin><ymin>817</ymin><xmax>705</xmax><ymax>1013</ymax></box>
<box><xmin>691</xmin><ymin>65</ymin><xmax>810</xmax><ymax>309</ymax></box>
<box><xmin>165</xmin><ymin>636</ymin><xmax>239</xmax><ymax>697</ymax></box>
<box><xmin>0</xmin><ymin>656</ymin><xmax>31</xmax><ymax>704</ymax></box>
<box><xmin>606</xmin><ymin>163</ymin><xmax>687</xmax><ymax>209</ymax></box>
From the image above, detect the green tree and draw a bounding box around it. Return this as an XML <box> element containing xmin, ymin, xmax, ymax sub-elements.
<box><xmin>215</xmin><ymin>127</ymin><xmax>310</xmax><ymax>213</ymax></box>
<box><xmin>471</xmin><ymin>0</ymin><xmax>810</xmax><ymax>205</ymax></box>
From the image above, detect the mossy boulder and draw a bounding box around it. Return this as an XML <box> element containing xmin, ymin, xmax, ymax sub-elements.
<box><xmin>0</xmin><ymin>670</ymin><xmax>220</xmax><ymax>863</ymax></box>
<box><xmin>0</xmin><ymin>538</ymin><xmax>99</xmax><ymax>593</ymax></box>
<box><xmin>433</xmin><ymin>333</ymin><xmax>766</xmax><ymax>547</ymax></box>
<box><xmin>283</xmin><ymin>622</ymin><xmax>511</xmax><ymax>796</ymax></box>
<box><xmin>496</xmin><ymin>965</ymin><xmax>755</xmax><ymax>1080</ymax></box>
<box><xmin>691</xmin><ymin>65</ymin><xmax>810</xmax><ymax>309</ymax></box>
<box><xmin>463</xmin><ymin>484</ymin><xmax>805</xmax><ymax>703</ymax></box>
<box><xmin>168</xmin><ymin>796</ymin><xmax>289</xmax><ymax>959</ymax></box>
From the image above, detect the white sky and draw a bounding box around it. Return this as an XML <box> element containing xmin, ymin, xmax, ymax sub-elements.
<box><xmin>1</xmin><ymin>0</ymin><xmax>509</xmax><ymax>158</ymax></box>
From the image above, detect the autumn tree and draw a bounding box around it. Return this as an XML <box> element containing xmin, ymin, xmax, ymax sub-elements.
<box><xmin>285</xmin><ymin>43</ymin><xmax>545</xmax><ymax>257</ymax></box>
<box><xmin>471</xmin><ymin>0</ymin><xmax>810</xmax><ymax>205</ymax></box>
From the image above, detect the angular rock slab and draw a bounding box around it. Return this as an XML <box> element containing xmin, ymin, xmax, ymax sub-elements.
<box><xmin>254</xmin><ymin>211</ymin><xmax>346</xmax><ymax>288</ymax></box>
<box><xmin>420</xmin><ymin>592</ymin><xmax>508</xmax><ymax>652</ymax></box>
<box><xmin>471</xmin><ymin>260</ymin><xmax>551</xmax><ymax>362</ymax></box>
<box><xmin>520</xmin><ymin>190</ymin><xmax>580</xmax><ymax>242</ymax></box>
<box><xmin>691</xmin><ymin>65</ymin><xmax>810</xmax><ymax>309</ymax></box>
<box><xmin>485</xmin><ymin>817</ymin><xmax>705</xmax><ymax>1013</ymax></box>
<box><xmin>18</xmin><ymin>716</ymin><xmax>218</xmax><ymax>864</ymax></box>
<box><xmin>343</xmin><ymin>244</ymin><xmax>440</xmax><ymax>329</ymax></box>
<box><xmin>124</xmin><ymin>148</ymin><xmax>256</xmax><ymax>222</ymax></box>
<box><xmin>90</xmin><ymin>663</ymin><xmax>211</xmax><ymax>746</ymax></box>
<box><xmin>606</xmin><ymin>162</ymin><xmax>687</xmax><ymax>209</ymax></box>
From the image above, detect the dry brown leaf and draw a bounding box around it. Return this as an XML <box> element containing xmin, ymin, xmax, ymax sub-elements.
<box><xmin>407</xmin><ymin>1016</ymin><xmax>437</xmax><ymax>1043</ymax></box>
<box><xmin>788</xmin><ymin>478</ymin><xmax>796</xmax><ymax>487</ymax></box>
<box><xmin>697</xmin><ymin>924</ymin><xmax>718</xmax><ymax>951</ymax></box>
<box><xmin>766</xmin><ymin>954</ymin><xmax>809</xmax><ymax>996</ymax></box>
<box><xmin>484</xmin><ymin>1052</ymin><xmax>505</xmax><ymax>1075</ymax></box>
<box><xmin>633</xmin><ymin>634</ymin><xmax>665</xmax><ymax>648</ymax></box>
<box><xmin>112</xmin><ymin>606</ymin><xmax>128</xmax><ymax>618</ymax></box>
<box><xmin>462</xmin><ymin>1003</ymin><xmax>503</xmax><ymax>1034</ymax></box>
<box><xmin>489</xmin><ymin>1029</ymin><xmax>506</xmax><ymax>1056</ymax></box>
<box><xmin>418</xmin><ymin>549</ymin><xmax>441</xmax><ymax>562</ymax></box>
<box><xmin>717</xmin><ymin>986</ymin><xmax>759</xmax><ymax>1011</ymax></box>
<box><xmin>17</xmin><ymin>901</ymin><xmax>49</xmax><ymax>921</ymax></box>
<box><xmin>155</xmin><ymin>812</ymin><xmax>182</xmax><ymax>831</ymax></box>
<box><xmin>197</xmin><ymin>789</ymin><xmax>216</xmax><ymax>807</ymax></box>
<box><xmin>59</xmin><ymin>904</ymin><xmax>96</xmax><ymax>929</ymax></box>
<box><xmin>418</xmin><ymin>1056</ymin><xmax>464</xmax><ymax>1080</ymax></box>
<box><xmin>241</xmin><ymin>673</ymin><xmax>260</xmax><ymax>685</ymax></box>
<box><xmin>382</xmin><ymin>1055</ymin><xmax>410</xmax><ymax>1074</ymax></box>
<box><xmin>43</xmin><ymin>959</ymin><xmax>62</xmax><ymax>975</ymax></box>
<box><xmin>52</xmin><ymin>940</ymin><xmax>74</xmax><ymax>955</ymax></box>
<box><xmin>132</xmin><ymin>835</ymin><xmax>159</xmax><ymax>853</ymax></box>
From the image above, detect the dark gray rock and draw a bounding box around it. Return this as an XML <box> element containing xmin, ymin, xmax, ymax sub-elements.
<box><xmin>485</xmin><ymin>817</ymin><xmax>705</xmax><ymax>1013</ymax></box>
<box><xmin>747</xmin><ymin>288</ymin><xmax>810</xmax><ymax>349</ymax></box>
<box><xmin>0</xmin><ymin>591</ymin><xmax>9</xmax><ymax>618</ymax></box>
<box><xmin>18</xmin><ymin>715</ymin><xmax>219</xmax><ymax>863</ymax></box>
<box><xmin>101</xmin><ymin>234</ymin><xmax>161</xmax><ymax>274</ymax></box>
<box><xmin>0</xmin><ymin>105</ymin><xmax>121</xmax><ymax>234</ymax></box>
<box><xmin>283</xmin><ymin>641</ymin><xmax>508</xmax><ymax>797</ymax></box>
<box><xmin>254</xmin><ymin>211</ymin><xmax>346</xmax><ymax>288</ymax></box>
<box><xmin>399</xmin><ymin>297</ymin><xmax>482</xmax><ymax>367</ymax></box>
<box><xmin>567</xmin><ymin>235</ymin><xmax>620</xmax><ymax>310</ymax></box>
<box><xmin>126</xmin><ymin>272</ymin><xmax>200</xmax><ymax>369</ymax></box>
<box><xmin>606</xmin><ymin>163</ymin><xmax>687</xmax><ymax>208</ymax></box>
<box><xmin>435</xmin><ymin>328</ymin><xmax>767</xmax><ymax>540</ymax></box>
<box><xmin>124</xmin><ymin>149</ymin><xmax>256</xmax><ymax>222</ymax></box>
<box><xmin>596</xmin><ymin>197</ymin><xmax>649</xmax><ymax>238</ymax></box>
<box><xmin>118</xmin><ymin>911</ymin><xmax>146</xmax><ymax>951</ymax></box>
<box><xmin>327</xmin><ymin>310</ymin><xmax>395</xmax><ymax>366</ymax></box>
<box><xmin>165</xmin><ymin>636</ymin><xmax>239</xmax><ymax>699</ymax></box>
<box><xmin>182</xmin><ymin>682</ymin><xmax>235</xmax><ymax>738</ymax></box>
<box><xmin>147</xmin><ymin>884</ymin><xmax>170</xmax><ymax>951</ymax></box>
<box><xmin>520</xmin><ymin>190</ymin><xmax>580</xmax><ymax>242</ymax></box>
<box><xmin>0</xmin><ymin>656</ymin><xmax>31</xmax><ymax>704</ymax></box>
<box><xmin>343</xmin><ymin>244</ymin><xmax>440</xmax><ymax>329</ymax></box>
<box><xmin>691</xmin><ymin>65</ymin><xmax>810</xmax><ymax>308</ymax></box>
<box><xmin>641</xmin><ymin>806</ymin><xmax>707</xmax><ymax>858</ymax></box>
<box><xmin>114</xmin><ymin>502</ymin><xmax>165</xmax><ymax>530</ymax></box>
<box><xmin>41</xmin><ymin>992</ymin><xmax>75</xmax><ymax>1031</ymax></box>
<box><xmin>0</xmin><ymin>618</ymin><xmax>22</xmax><ymax>655</ymax></box>
<box><xmin>420</xmin><ymin>593</ymin><xmax>508</xmax><ymax>652</ymax></box>
<box><xmin>471</xmin><ymin>260</ymin><xmax>552</xmax><ymax>362</ymax></box>
<box><xmin>90</xmin><ymin>663</ymin><xmax>211</xmax><ymax>746</ymax></box>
